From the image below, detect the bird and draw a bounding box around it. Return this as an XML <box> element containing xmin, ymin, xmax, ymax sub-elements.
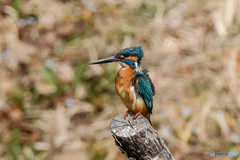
<box><xmin>89</xmin><ymin>46</ymin><xmax>155</xmax><ymax>124</ymax></box>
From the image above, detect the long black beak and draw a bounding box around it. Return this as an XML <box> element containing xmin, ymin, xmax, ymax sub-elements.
<box><xmin>89</xmin><ymin>56</ymin><xmax>120</xmax><ymax>65</ymax></box>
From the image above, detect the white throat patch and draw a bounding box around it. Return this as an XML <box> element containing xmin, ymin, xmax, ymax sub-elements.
<box><xmin>119</xmin><ymin>62</ymin><xmax>141</xmax><ymax>71</ymax></box>
<box><xmin>119</xmin><ymin>62</ymin><xmax>128</xmax><ymax>68</ymax></box>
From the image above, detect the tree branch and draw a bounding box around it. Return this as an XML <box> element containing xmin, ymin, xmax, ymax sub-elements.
<box><xmin>110</xmin><ymin>113</ymin><xmax>175</xmax><ymax>160</ymax></box>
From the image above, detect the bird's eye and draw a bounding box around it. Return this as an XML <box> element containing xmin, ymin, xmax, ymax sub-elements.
<box><xmin>123</xmin><ymin>53</ymin><xmax>129</xmax><ymax>57</ymax></box>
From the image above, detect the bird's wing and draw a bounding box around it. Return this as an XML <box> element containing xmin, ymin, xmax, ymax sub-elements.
<box><xmin>143</xmin><ymin>69</ymin><xmax>155</xmax><ymax>96</ymax></box>
<box><xmin>133</xmin><ymin>70</ymin><xmax>155</xmax><ymax>114</ymax></box>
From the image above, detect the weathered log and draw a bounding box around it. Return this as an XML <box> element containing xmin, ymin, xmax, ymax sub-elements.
<box><xmin>110</xmin><ymin>113</ymin><xmax>175</xmax><ymax>160</ymax></box>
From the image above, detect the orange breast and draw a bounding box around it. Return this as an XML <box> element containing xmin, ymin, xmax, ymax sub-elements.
<box><xmin>115</xmin><ymin>66</ymin><xmax>149</xmax><ymax>119</ymax></box>
<box><xmin>115</xmin><ymin>66</ymin><xmax>136</xmax><ymax>111</ymax></box>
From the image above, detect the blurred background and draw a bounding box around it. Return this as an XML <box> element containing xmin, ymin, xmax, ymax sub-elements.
<box><xmin>0</xmin><ymin>0</ymin><xmax>240</xmax><ymax>159</ymax></box>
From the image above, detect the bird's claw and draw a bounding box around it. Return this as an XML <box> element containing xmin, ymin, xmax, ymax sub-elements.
<box><xmin>124</xmin><ymin>110</ymin><xmax>130</xmax><ymax>118</ymax></box>
<box><xmin>133</xmin><ymin>112</ymin><xmax>141</xmax><ymax>119</ymax></box>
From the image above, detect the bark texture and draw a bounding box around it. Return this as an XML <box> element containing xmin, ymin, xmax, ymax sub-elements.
<box><xmin>110</xmin><ymin>113</ymin><xmax>175</xmax><ymax>160</ymax></box>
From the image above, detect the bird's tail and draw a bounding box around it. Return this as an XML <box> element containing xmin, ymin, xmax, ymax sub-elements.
<box><xmin>149</xmin><ymin>113</ymin><xmax>152</xmax><ymax>126</ymax></box>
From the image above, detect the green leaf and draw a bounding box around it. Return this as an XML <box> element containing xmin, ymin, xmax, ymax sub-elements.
<box><xmin>12</xmin><ymin>0</ymin><xmax>21</xmax><ymax>12</ymax></box>
<box><xmin>41</xmin><ymin>65</ymin><xmax>59</xmax><ymax>87</ymax></box>
<box><xmin>74</xmin><ymin>62</ymin><xmax>88</xmax><ymax>84</ymax></box>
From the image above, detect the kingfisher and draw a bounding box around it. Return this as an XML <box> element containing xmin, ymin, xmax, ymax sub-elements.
<box><xmin>89</xmin><ymin>46</ymin><xmax>155</xmax><ymax>124</ymax></box>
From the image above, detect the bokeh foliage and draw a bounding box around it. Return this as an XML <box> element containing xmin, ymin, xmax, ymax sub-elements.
<box><xmin>0</xmin><ymin>0</ymin><xmax>240</xmax><ymax>160</ymax></box>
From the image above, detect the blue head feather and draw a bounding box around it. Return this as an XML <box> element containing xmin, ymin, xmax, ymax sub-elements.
<box><xmin>116</xmin><ymin>46</ymin><xmax>144</xmax><ymax>65</ymax></box>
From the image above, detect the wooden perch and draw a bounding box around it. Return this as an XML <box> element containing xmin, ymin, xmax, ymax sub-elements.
<box><xmin>110</xmin><ymin>113</ymin><xmax>175</xmax><ymax>160</ymax></box>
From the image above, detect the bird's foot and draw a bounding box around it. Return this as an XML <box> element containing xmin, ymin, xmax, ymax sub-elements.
<box><xmin>124</xmin><ymin>110</ymin><xmax>131</xmax><ymax>118</ymax></box>
<box><xmin>133</xmin><ymin>112</ymin><xmax>141</xmax><ymax>119</ymax></box>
